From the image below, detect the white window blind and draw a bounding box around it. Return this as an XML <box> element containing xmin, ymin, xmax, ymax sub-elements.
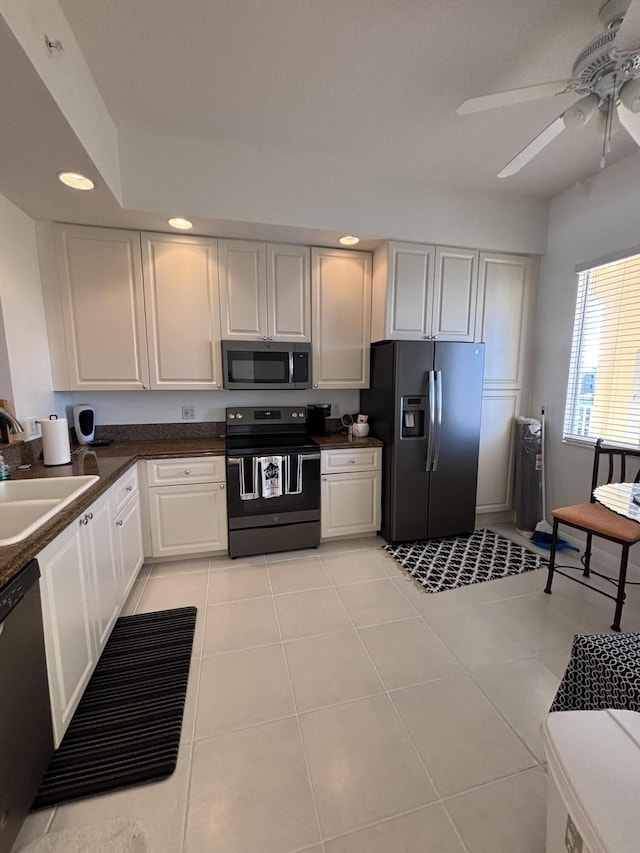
<box><xmin>564</xmin><ymin>252</ymin><xmax>640</xmax><ymax>447</ymax></box>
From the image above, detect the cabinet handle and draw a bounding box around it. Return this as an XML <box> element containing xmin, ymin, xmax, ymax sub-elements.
<box><xmin>142</xmin><ymin>384</ymin><xmax>148</xmax><ymax>390</ymax></box>
<box><xmin>184</xmin><ymin>469</ymin><xmax>191</xmax><ymax>475</ymax></box>
<box><xmin>314</xmin><ymin>383</ymin><xmax>318</xmax><ymax>388</ymax></box>
<box><xmin>80</xmin><ymin>516</ymin><xmax>87</xmax><ymax>526</ymax></box>
<box><xmin>87</xmin><ymin>512</ymin><xmax>93</xmax><ymax>520</ymax></box>
<box><xmin>219</xmin><ymin>483</ymin><xmax>225</xmax><ymax>489</ymax></box>
<box><xmin>217</xmin><ymin>383</ymin><xmax>222</xmax><ymax>389</ymax></box>
<box><xmin>350</xmin><ymin>459</ymin><xmax>356</xmax><ymax>463</ymax></box>
<box><xmin>323</xmin><ymin>477</ymin><xmax>327</xmax><ymax>481</ymax></box>
<box><xmin>126</xmin><ymin>485</ymin><xmax>133</xmax><ymax>492</ymax></box>
<box><xmin>262</xmin><ymin>336</ymin><xmax>267</xmax><ymax>340</ymax></box>
<box><xmin>116</xmin><ymin>520</ymin><xmax>123</xmax><ymax>527</ymax></box>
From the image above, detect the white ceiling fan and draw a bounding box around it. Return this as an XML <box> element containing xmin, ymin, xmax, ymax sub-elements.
<box><xmin>457</xmin><ymin>0</ymin><xmax>640</xmax><ymax>177</ymax></box>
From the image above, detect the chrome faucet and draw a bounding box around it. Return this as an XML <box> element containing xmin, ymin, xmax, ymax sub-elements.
<box><xmin>0</xmin><ymin>406</ymin><xmax>24</xmax><ymax>435</ymax></box>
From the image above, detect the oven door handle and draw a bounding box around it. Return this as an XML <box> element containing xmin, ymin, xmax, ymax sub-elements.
<box><xmin>227</xmin><ymin>454</ymin><xmax>320</xmax><ymax>463</ymax></box>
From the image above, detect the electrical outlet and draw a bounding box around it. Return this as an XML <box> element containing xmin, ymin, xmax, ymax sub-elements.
<box><xmin>181</xmin><ymin>405</ymin><xmax>196</xmax><ymax>420</ymax></box>
<box><xmin>25</xmin><ymin>417</ymin><xmax>41</xmax><ymax>439</ymax></box>
<box><xmin>333</xmin><ymin>403</ymin><xmax>341</xmax><ymax>415</ymax></box>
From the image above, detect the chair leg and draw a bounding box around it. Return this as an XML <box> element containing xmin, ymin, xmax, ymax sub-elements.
<box><xmin>544</xmin><ymin>518</ymin><xmax>560</xmax><ymax>594</ymax></box>
<box><xmin>611</xmin><ymin>545</ymin><xmax>630</xmax><ymax>632</ymax></box>
<box><xmin>583</xmin><ymin>532</ymin><xmax>593</xmax><ymax>577</ymax></box>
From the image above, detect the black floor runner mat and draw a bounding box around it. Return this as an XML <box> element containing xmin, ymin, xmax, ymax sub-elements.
<box><xmin>32</xmin><ymin>606</ymin><xmax>197</xmax><ymax>810</ymax></box>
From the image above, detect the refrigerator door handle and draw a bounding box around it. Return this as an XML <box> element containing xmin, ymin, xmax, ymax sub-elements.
<box><xmin>426</xmin><ymin>370</ymin><xmax>435</xmax><ymax>471</ymax></box>
<box><xmin>432</xmin><ymin>370</ymin><xmax>443</xmax><ymax>471</ymax></box>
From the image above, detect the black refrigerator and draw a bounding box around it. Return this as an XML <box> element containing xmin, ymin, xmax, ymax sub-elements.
<box><xmin>360</xmin><ymin>340</ymin><xmax>485</xmax><ymax>542</ymax></box>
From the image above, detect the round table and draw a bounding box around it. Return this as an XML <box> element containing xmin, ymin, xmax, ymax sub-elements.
<box><xmin>593</xmin><ymin>482</ymin><xmax>640</xmax><ymax>522</ymax></box>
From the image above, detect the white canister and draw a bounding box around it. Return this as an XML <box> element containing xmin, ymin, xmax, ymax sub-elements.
<box><xmin>352</xmin><ymin>422</ymin><xmax>370</xmax><ymax>438</ymax></box>
<box><xmin>40</xmin><ymin>415</ymin><xmax>71</xmax><ymax>466</ymax></box>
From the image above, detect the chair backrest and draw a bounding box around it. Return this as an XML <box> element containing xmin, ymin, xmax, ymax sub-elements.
<box><xmin>590</xmin><ymin>438</ymin><xmax>640</xmax><ymax>502</ymax></box>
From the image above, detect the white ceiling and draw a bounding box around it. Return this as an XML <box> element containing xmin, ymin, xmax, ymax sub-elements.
<box><xmin>1</xmin><ymin>0</ymin><xmax>638</xmax><ymax>244</ymax></box>
<box><xmin>57</xmin><ymin>0</ymin><xmax>636</xmax><ymax>197</ymax></box>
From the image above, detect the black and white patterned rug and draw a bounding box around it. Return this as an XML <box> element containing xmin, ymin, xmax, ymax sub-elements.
<box><xmin>383</xmin><ymin>528</ymin><xmax>543</xmax><ymax>593</ymax></box>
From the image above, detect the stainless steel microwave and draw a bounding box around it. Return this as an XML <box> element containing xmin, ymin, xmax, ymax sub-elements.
<box><xmin>222</xmin><ymin>341</ymin><xmax>312</xmax><ymax>390</ymax></box>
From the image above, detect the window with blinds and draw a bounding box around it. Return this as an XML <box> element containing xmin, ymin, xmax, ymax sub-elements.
<box><xmin>564</xmin><ymin>252</ymin><xmax>640</xmax><ymax>447</ymax></box>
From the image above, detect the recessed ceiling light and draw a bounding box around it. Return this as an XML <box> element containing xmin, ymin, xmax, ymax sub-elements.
<box><xmin>58</xmin><ymin>171</ymin><xmax>94</xmax><ymax>190</ymax></box>
<box><xmin>168</xmin><ymin>217</ymin><xmax>193</xmax><ymax>230</ymax></box>
<box><xmin>339</xmin><ymin>235</ymin><xmax>360</xmax><ymax>246</ymax></box>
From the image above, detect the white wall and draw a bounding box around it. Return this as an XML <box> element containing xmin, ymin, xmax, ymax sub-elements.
<box><xmin>0</xmin><ymin>193</ymin><xmax>57</xmax><ymax>425</ymax></box>
<box><xmin>530</xmin><ymin>150</ymin><xmax>640</xmax><ymax>525</ymax></box>
<box><xmin>120</xmin><ymin>127</ymin><xmax>550</xmax><ymax>256</ymax></box>
<box><xmin>66</xmin><ymin>389</ymin><xmax>361</xmax><ymax>426</ymax></box>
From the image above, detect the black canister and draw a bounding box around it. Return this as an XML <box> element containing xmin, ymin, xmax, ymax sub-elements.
<box><xmin>307</xmin><ymin>404</ymin><xmax>332</xmax><ymax>436</ymax></box>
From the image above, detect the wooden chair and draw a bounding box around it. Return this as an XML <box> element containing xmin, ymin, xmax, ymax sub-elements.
<box><xmin>544</xmin><ymin>438</ymin><xmax>640</xmax><ymax>632</ymax></box>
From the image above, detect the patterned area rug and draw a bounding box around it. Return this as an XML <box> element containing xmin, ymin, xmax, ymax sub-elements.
<box><xmin>383</xmin><ymin>528</ymin><xmax>543</xmax><ymax>593</ymax></box>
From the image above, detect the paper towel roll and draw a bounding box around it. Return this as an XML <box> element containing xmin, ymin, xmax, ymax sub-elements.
<box><xmin>40</xmin><ymin>415</ymin><xmax>71</xmax><ymax>466</ymax></box>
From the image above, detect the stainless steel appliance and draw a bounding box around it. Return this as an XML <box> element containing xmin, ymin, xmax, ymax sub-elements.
<box><xmin>221</xmin><ymin>341</ymin><xmax>311</xmax><ymax>390</ymax></box>
<box><xmin>360</xmin><ymin>340</ymin><xmax>485</xmax><ymax>542</ymax></box>
<box><xmin>225</xmin><ymin>407</ymin><xmax>320</xmax><ymax>557</ymax></box>
<box><xmin>307</xmin><ymin>403</ymin><xmax>331</xmax><ymax>436</ymax></box>
<box><xmin>0</xmin><ymin>559</ymin><xmax>54</xmax><ymax>853</ymax></box>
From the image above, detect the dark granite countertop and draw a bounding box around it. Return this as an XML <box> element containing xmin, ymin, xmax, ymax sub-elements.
<box><xmin>0</xmin><ymin>438</ymin><xmax>225</xmax><ymax>589</ymax></box>
<box><xmin>310</xmin><ymin>434</ymin><xmax>383</xmax><ymax>450</ymax></box>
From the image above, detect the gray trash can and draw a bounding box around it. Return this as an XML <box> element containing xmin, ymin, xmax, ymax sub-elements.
<box><xmin>514</xmin><ymin>416</ymin><xmax>542</xmax><ymax>532</ymax></box>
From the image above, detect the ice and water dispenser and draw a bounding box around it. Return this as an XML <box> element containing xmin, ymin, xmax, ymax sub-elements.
<box><xmin>400</xmin><ymin>396</ymin><xmax>426</xmax><ymax>439</ymax></box>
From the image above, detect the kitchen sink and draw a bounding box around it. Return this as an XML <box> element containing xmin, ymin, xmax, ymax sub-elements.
<box><xmin>0</xmin><ymin>475</ymin><xmax>99</xmax><ymax>546</ymax></box>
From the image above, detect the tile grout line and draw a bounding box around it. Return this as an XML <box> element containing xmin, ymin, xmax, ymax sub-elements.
<box><xmin>265</xmin><ymin>561</ymin><xmax>327</xmax><ymax>853</ymax></box>
<box><xmin>178</xmin><ymin>559</ymin><xmax>212</xmax><ymax>852</ymax></box>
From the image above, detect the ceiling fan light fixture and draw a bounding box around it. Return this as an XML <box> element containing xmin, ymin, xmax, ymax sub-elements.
<box><xmin>620</xmin><ymin>77</ymin><xmax>640</xmax><ymax>113</ymax></box>
<box><xmin>562</xmin><ymin>94</ymin><xmax>600</xmax><ymax>130</ymax></box>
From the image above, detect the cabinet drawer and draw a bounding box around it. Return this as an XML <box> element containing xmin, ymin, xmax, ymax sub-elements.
<box><xmin>146</xmin><ymin>455</ymin><xmax>225</xmax><ymax>486</ymax></box>
<box><xmin>112</xmin><ymin>465</ymin><xmax>139</xmax><ymax>515</ymax></box>
<box><xmin>321</xmin><ymin>447</ymin><xmax>381</xmax><ymax>474</ymax></box>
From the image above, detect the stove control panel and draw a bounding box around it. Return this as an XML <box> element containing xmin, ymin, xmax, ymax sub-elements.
<box><xmin>226</xmin><ymin>407</ymin><xmax>307</xmax><ymax>424</ymax></box>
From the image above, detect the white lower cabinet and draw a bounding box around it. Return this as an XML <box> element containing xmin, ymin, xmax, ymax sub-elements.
<box><xmin>147</xmin><ymin>457</ymin><xmax>227</xmax><ymax>557</ymax></box>
<box><xmin>38</xmin><ymin>468</ymin><xmax>144</xmax><ymax>746</ymax></box>
<box><xmin>113</xmin><ymin>471</ymin><xmax>144</xmax><ymax>599</ymax></box>
<box><xmin>39</xmin><ymin>517</ymin><xmax>97</xmax><ymax>747</ymax></box>
<box><xmin>320</xmin><ymin>448</ymin><xmax>381</xmax><ymax>539</ymax></box>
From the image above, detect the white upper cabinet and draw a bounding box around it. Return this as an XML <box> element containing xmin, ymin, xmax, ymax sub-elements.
<box><xmin>219</xmin><ymin>240</ymin><xmax>310</xmax><ymax>341</ymax></box>
<box><xmin>475</xmin><ymin>252</ymin><xmax>536</xmax><ymax>389</ymax></box>
<box><xmin>52</xmin><ymin>224</ymin><xmax>150</xmax><ymax>390</ymax></box>
<box><xmin>311</xmin><ymin>247</ymin><xmax>372</xmax><ymax>389</ymax></box>
<box><xmin>432</xmin><ymin>246</ymin><xmax>479</xmax><ymax>342</ymax></box>
<box><xmin>141</xmin><ymin>233</ymin><xmax>223</xmax><ymax>390</ymax></box>
<box><xmin>371</xmin><ymin>242</ymin><xmax>478</xmax><ymax>342</ymax></box>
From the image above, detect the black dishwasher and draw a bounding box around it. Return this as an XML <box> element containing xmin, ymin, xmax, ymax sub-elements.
<box><xmin>0</xmin><ymin>560</ymin><xmax>53</xmax><ymax>853</ymax></box>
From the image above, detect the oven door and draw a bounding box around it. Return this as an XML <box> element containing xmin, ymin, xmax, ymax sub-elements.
<box><xmin>226</xmin><ymin>451</ymin><xmax>320</xmax><ymax>530</ymax></box>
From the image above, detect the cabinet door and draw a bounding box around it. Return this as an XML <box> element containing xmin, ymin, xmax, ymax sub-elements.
<box><xmin>432</xmin><ymin>247</ymin><xmax>479</xmax><ymax>341</ymax></box>
<box><xmin>83</xmin><ymin>491</ymin><xmax>120</xmax><ymax>655</ymax></box>
<box><xmin>311</xmin><ymin>248</ymin><xmax>372</xmax><ymax>389</ymax></box>
<box><xmin>148</xmin><ymin>482</ymin><xmax>228</xmax><ymax>557</ymax></box>
<box><xmin>386</xmin><ymin>242</ymin><xmax>435</xmax><ymax>339</ymax></box>
<box><xmin>142</xmin><ymin>233</ymin><xmax>222</xmax><ymax>389</ymax></box>
<box><xmin>476</xmin><ymin>389</ymin><xmax>520</xmax><ymax>512</ymax></box>
<box><xmin>53</xmin><ymin>224</ymin><xmax>149</xmax><ymax>390</ymax></box>
<box><xmin>321</xmin><ymin>471</ymin><xmax>381</xmax><ymax>538</ymax></box>
<box><xmin>476</xmin><ymin>253</ymin><xmax>534</xmax><ymax>387</ymax></box>
<box><xmin>114</xmin><ymin>494</ymin><xmax>144</xmax><ymax>599</ymax></box>
<box><xmin>218</xmin><ymin>240</ymin><xmax>268</xmax><ymax>339</ymax></box>
<box><xmin>266</xmin><ymin>244</ymin><xmax>311</xmax><ymax>341</ymax></box>
<box><xmin>39</xmin><ymin>521</ymin><xmax>96</xmax><ymax>746</ymax></box>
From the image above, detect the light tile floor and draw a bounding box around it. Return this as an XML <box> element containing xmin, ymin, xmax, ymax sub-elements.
<box><xmin>14</xmin><ymin>525</ymin><xmax>640</xmax><ymax>853</ymax></box>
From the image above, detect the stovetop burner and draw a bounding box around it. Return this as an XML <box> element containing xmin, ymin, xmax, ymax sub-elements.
<box><xmin>225</xmin><ymin>406</ymin><xmax>318</xmax><ymax>454</ymax></box>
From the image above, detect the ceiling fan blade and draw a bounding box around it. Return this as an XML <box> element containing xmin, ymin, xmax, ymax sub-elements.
<box><xmin>619</xmin><ymin>102</ymin><xmax>640</xmax><ymax>144</ymax></box>
<box><xmin>456</xmin><ymin>81</ymin><xmax>575</xmax><ymax>115</ymax></box>
<box><xmin>612</xmin><ymin>0</ymin><xmax>640</xmax><ymax>52</ymax></box>
<box><xmin>497</xmin><ymin>116</ymin><xmax>566</xmax><ymax>178</ymax></box>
